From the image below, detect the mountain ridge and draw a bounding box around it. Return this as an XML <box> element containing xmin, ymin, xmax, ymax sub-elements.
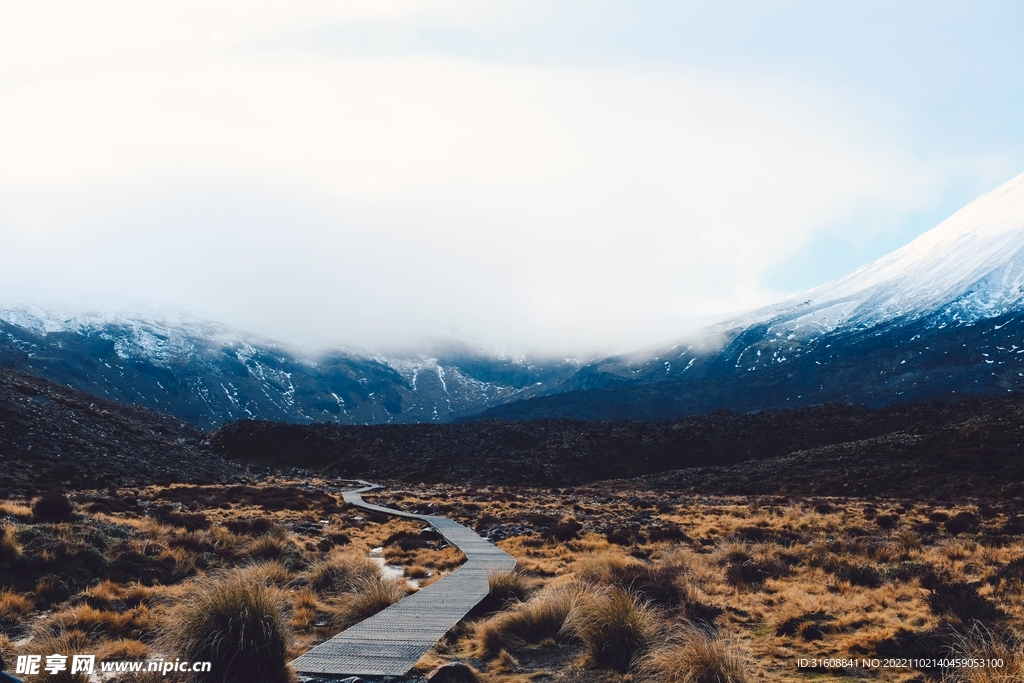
<box><xmin>4</xmin><ymin>171</ymin><xmax>1024</xmax><ymax>425</ymax></box>
<box><xmin>0</xmin><ymin>305</ymin><xmax>578</xmax><ymax>428</ymax></box>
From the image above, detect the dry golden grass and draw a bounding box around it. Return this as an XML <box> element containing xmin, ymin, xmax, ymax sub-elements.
<box><xmin>3</xmin><ymin>482</ymin><xmax>1023</xmax><ymax>683</ymax></box>
<box><xmin>94</xmin><ymin>637</ymin><xmax>151</xmax><ymax>661</ymax></box>
<box><xmin>572</xmin><ymin>551</ymin><xmax>643</xmax><ymax>585</ymax></box>
<box><xmin>162</xmin><ymin>564</ymin><xmax>293</xmax><ymax>683</ymax></box>
<box><xmin>635</xmin><ymin>626</ymin><xmax>749</xmax><ymax>683</ymax></box>
<box><xmin>488</xmin><ymin>569</ymin><xmax>541</xmax><ymax>606</ymax></box>
<box><xmin>29</xmin><ymin>602</ymin><xmax>158</xmax><ymax>647</ymax></box>
<box><xmin>0</xmin><ymin>633</ymin><xmax>12</xmax><ymax>671</ymax></box>
<box><xmin>406</xmin><ymin>564</ymin><xmax>430</xmax><ymax>579</ymax></box>
<box><xmin>475</xmin><ymin>582</ymin><xmax>583</xmax><ymax>657</ymax></box>
<box><xmin>944</xmin><ymin>624</ymin><xmax>1024</xmax><ymax>683</ymax></box>
<box><xmin>0</xmin><ymin>590</ymin><xmax>32</xmax><ymax>621</ymax></box>
<box><xmin>561</xmin><ymin>585</ymin><xmax>661</xmax><ymax>672</ymax></box>
<box><xmin>0</xmin><ymin>501</ymin><xmax>33</xmax><ymax>519</ymax></box>
<box><xmin>334</xmin><ymin>575</ymin><xmax>408</xmax><ymax>630</ymax></box>
<box><xmin>288</xmin><ymin>588</ymin><xmax>323</xmax><ymax>633</ymax></box>
<box><xmin>23</xmin><ymin>628</ymin><xmax>92</xmax><ymax>683</ymax></box>
<box><xmin>306</xmin><ymin>549</ymin><xmax>380</xmax><ymax>594</ymax></box>
<box><xmin>0</xmin><ymin>523</ymin><xmax>20</xmax><ymax>561</ymax></box>
<box><xmin>491</xmin><ymin>648</ymin><xmax>522</xmax><ymax>674</ymax></box>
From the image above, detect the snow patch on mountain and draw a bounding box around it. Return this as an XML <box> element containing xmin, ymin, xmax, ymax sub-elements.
<box><xmin>731</xmin><ymin>171</ymin><xmax>1024</xmax><ymax>334</ymax></box>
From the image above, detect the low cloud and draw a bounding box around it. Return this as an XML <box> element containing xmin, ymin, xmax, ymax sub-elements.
<box><xmin>0</xmin><ymin>4</ymin><xmax>952</xmax><ymax>355</ymax></box>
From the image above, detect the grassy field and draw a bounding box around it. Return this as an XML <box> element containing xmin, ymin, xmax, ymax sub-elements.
<box><xmin>1</xmin><ymin>479</ymin><xmax>1022</xmax><ymax>682</ymax></box>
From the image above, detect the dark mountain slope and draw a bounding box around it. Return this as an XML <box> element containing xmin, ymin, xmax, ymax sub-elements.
<box><xmin>0</xmin><ymin>311</ymin><xmax>575</xmax><ymax>428</ymax></box>
<box><xmin>470</xmin><ymin>312</ymin><xmax>1024</xmax><ymax>421</ymax></box>
<box><xmin>0</xmin><ymin>368</ymin><xmax>238</xmax><ymax>493</ymax></box>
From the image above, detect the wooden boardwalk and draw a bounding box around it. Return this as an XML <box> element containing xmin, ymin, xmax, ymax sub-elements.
<box><xmin>291</xmin><ymin>483</ymin><xmax>517</xmax><ymax>678</ymax></box>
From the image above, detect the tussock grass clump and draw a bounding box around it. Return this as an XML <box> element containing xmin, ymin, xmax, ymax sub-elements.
<box><xmin>0</xmin><ymin>501</ymin><xmax>33</xmax><ymax>519</ymax></box>
<box><xmin>156</xmin><ymin>511</ymin><xmax>210</xmax><ymax>532</ymax></box>
<box><xmin>561</xmin><ymin>586</ymin><xmax>660</xmax><ymax>671</ymax></box>
<box><xmin>636</xmin><ymin>626</ymin><xmax>749</xmax><ymax>683</ymax></box>
<box><xmin>944</xmin><ymin>624</ymin><xmax>1024</xmax><ymax>683</ymax></box>
<box><xmin>475</xmin><ymin>583</ymin><xmax>583</xmax><ymax>657</ymax></box>
<box><xmin>307</xmin><ymin>550</ymin><xmax>381</xmax><ymax>595</ymax></box>
<box><xmin>243</xmin><ymin>533</ymin><xmax>292</xmax><ymax>562</ymax></box>
<box><xmin>488</xmin><ymin>569</ymin><xmax>540</xmax><ymax>606</ymax></box>
<box><xmin>405</xmin><ymin>564</ymin><xmax>430</xmax><ymax>579</ymax></box>
<box><xmin>223</xmin><ymin>517</ymin><xmax>282</xmax><ymax>537</ymax></box>
<box><xmin>0</xmin><ymin>591</ymin><xmax>32</xmax><ymax>622</ymax></box>
<box><xmin>492</xmin><ymin>649</ymin><xmax>521</xmax><ymax>674</ymax></box>
<box><xmin>94</xmin><ymin>637</ymin><xmax>151</xmax><ymax>661</ymax></box>
<box><xmin>162</xmin><ymin>564</ymin><xmax>293</xmax><ymax>683</ymax></box>
<box><xmin>573</xmin><ymin>552</ymin><xmax>643</xmax><ymax>585</ymax></box>
<box><xmin>34</xmin><ymin>575</ymin><xmax>72</xmax><ymax>606</ymax></box>
<box><xmin>334</xmin><ymin>575</ymin><xmax>407</xmax><ymax>629</ymax></box>
<box><xmin>82</xmin><ymin>580</ymin><xmax>152</xmax><ymax>609</ymax></box>
<box><xmin>288</xmin><ymin>588</ymin><xmax>322</xmax><ymax>632</ymax></box>
<box><xmin>0</xmin><ymin>524</ymin><xmax>21</xmax><ymax>561</ymax></box>
<box><xmin>36</xmin><ymin>604</ymin><xmax>155</xmax><ymax>641</ymax></box>
<box><xmin>25</xmin><ymin>628</ymin><xmax>92</xmax><ymax>682</ymax></box>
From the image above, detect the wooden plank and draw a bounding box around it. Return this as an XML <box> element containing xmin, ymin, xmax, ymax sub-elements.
<box><xmin>291</xmin><ymin>482</ymin><xmax>516</xmax><ymax>677</ymax></box>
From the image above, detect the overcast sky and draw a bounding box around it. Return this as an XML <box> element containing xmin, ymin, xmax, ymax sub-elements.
<box><xmin>2</xmin><ymin>1</ymin><xmax>1023</xmax><ymax>355</ymax></box>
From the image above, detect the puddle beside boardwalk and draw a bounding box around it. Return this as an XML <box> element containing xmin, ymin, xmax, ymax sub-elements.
<box><xmin>369</xmin><ymin>546</ymin><xmax>425</xmax><ymax>589</ymax></box>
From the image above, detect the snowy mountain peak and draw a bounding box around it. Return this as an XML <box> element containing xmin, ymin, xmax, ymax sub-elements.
<box><xmin>739</xmin><ymin>171</ymin><xmax>1024</xmax><ymax>335</ymax></box>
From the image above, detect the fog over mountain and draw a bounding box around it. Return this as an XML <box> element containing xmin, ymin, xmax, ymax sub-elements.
<box><xmin>480</xmin><ymin>171</ymin><xmax>1024</xmax><ymax>420</ymax></box>
<box><xmin>3</xmin><ymin>172</ymin><xmax>1024</xmax><ymax>426</ymax></box>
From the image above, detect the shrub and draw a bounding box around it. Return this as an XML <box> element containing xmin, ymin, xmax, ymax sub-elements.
<box><xmin>32</xmin><ymin>491</ymin><xmax>75</xmax><ymax>522</ymax></box>
<box><xmin>560</xmin><ymin>586</ymin><xmax>660</xmax><ymax>672</ymax></box>
<box><xmin>162</xmin><ymin>565</ymin><xmax>292</xmax><ymax>683</ymax></box>
<box><xmin>725</xmin><ymin>558</ymin><xmax>788</xmax><ymax>588</ymax></box>
<box><xmin>541</xmin><ymin>518</ymin><xmax>582</xmax><ymax>543</ymax></box>
<box><xmin>925</xmin><ymin>578</ymin><xmax>1004</xmax><ymax>624</ymax></box>
<box><xmin>157</xmin><ymin>511</ymin><xmax>210</xmax><ymax>532</ymax></box>
<box><xmin>223</xmin><ymin>517</ymin><xmax>281</xmax><ymax>537</ymax></box>
<box><xmin>875</xmin><ymin>513</ymin><xmax>900</xmax><ymax>530</ymax></box>
<box><xmin>833</xmin><ymin>563</ymin><xmax>882</xmax><ymax>588</ymax></box>
<box><xmin>383</xmin><ymin>530</ymin><xmax>431</xmax><ymax>551</ymax></box>
<box><xmin>635</xmin><ymin>626</ymin><xmax>749</xmax><ymax>683</ymax></box>
<box><xmin>475</xmin><ymin>583</ymin><xmax>582</xmax><ymax>657</ymax></box>
<box><xmin>946</xmin><ymin>512</ymin><xmax>980</xmax><ymax>536</ymax></box>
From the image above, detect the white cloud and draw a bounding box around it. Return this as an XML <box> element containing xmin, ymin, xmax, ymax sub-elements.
<box><xmin>0</xmin><ymin>3</ymin><xmax>947</xmax><ymax>354</ymax></box>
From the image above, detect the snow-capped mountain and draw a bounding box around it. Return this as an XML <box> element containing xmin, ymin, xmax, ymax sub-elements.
<box><xmin>0</xmin><ymin>306</ymin><xmax>577</xmax><ymax>428</ymax></box>
<box><xmin>477</xmin><ymin>171</ymin><xmax>1024</xmax><ymax>420</ymax></box>
<box><xmin>7</xmin><ymin>172</ymin><xmax>1024</xmax><ymax>426</ymax></box>
<box><xmin>738</xmin><ymin>171</ymin><xmax>1024</xmax><ymax>333</ymax></box>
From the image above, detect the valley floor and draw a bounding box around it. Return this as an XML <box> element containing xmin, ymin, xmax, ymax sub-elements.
<box><xmin>1</xmin><ymin>478</ymin><xmax>1022</xmax><ymax>682</ymax></box>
